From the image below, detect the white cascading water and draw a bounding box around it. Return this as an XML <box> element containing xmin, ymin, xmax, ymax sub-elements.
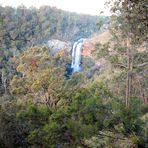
<box><xmin>71</xmin><ymin>38</ymin><xmax>85</xmax><ymax>72</ymax></box>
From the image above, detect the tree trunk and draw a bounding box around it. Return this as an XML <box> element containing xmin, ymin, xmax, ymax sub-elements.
<box><xmin>125</xmin><ymin>38</ymin><xmax>133</xmax><ymax>107</ymax></box>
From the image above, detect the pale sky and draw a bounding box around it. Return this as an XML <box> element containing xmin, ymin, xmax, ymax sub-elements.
<box><xmin>0</xmin><ymin>0</ymin><xmax>110</xmax><ymax>16</ymax></box>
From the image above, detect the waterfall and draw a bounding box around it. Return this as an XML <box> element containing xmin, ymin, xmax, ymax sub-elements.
<box><xmin>71</xmin><ymin>38</ymin><xmax>85</xmax><ymax>72</ymax></box>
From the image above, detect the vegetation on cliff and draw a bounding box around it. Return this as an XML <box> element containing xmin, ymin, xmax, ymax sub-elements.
<box><xmin>0</xmin><ymin>0</ymin><xmax>147</xmax><ymax>147</ymax></box>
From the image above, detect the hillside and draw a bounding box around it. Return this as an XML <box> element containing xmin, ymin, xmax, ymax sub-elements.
<box><xmin>0</xmin><ymin>5</ymin><xmax>108</xmax><ymax>51</ymax></box>
<box><xmin>82</xmin><ymin>30</ymin><xmax>112</xmax><ymax>57</ymax></box>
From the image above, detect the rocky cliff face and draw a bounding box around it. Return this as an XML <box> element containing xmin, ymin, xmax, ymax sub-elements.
<box><xmin>47</xmin><ymin>31</ymin><xmax>111</xmax><ymax>68</ymax></box>
<box><xmin>82</xmin><ymin>30</ymin><xmax>111</xmax><ymax>56</ymax></box>
<box><xmin>48</xmin><ymin>39</ymin><xmax>71</xmax><ymax>55</ymax></box>
<box><xmin>80</xmin><ymin>30</ymin><xmax>111</xmax><ymax>77</ymax></box>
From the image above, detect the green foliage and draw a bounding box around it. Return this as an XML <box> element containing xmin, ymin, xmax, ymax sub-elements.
<box><xmin>0</xmin><ymin>79</ymin><xmax>147</xmax><ymax>147</ymax></box>
<box><xmin>0</xmin><ymin>5</ymin><xmax>101</xmax><ymax>53</ymax></box>
<box><xmin>0</xmin><ymin>5</ymin><xmax>107</xmax><ymax>96</ymax></box>
<box><xmin>110</xmin><ymin>0</ymin><xmax>148</xmax><ymax>43</ymax></box>
<box><xmin>0</xmin><ymin>96</ymin><xmax>28</xmax><ymax>147</ymax></box>
<box><xmin>93</xmin><ymin>0</ymin><xmax>148</xmax><ymax>105</ymax></box>
<box><xmin>0</xmin><ymin>1</ymin><xmax>147</xmax><ymax>147</ymax></box>
<box><xmin>16</xmin><ymin>83</ymin><xmax>146</xmax><ymax>147</ymax></box>
<box><xmin>11</xmin><ymin>46</ymin><xmax>68</xmax><ymax>107</ymax></box>
<box><xmin>93</xmin><ymin>43</ymin><xmax>110</xmax><ymax>59</ymax></box>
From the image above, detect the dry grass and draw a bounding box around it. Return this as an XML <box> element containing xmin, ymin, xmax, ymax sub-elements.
<box><xmin>89</xmin><ymin>30</ymin><xmax>112</xmax><ymax>44</ymax></box>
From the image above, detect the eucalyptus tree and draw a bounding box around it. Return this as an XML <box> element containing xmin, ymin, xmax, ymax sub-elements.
<box><xmin>112</xmin><ymin>0</ymin><xmax>148</xmax><ymax>106</ymax></box>
<box><xmin>95</xmin><ymin>0</ymin><xmax>148</xmax><ymax>106</ymax></box>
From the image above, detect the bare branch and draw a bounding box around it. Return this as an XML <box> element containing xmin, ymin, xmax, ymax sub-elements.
<box><xmin>113</xmin><ymin>63</ymin><xmax>127</xmax><ymax>69</ymax></box>
<box><xmin>136</xmin><ymin>62</ymin><xmax>148</xmax><ymax>67</ymax></box>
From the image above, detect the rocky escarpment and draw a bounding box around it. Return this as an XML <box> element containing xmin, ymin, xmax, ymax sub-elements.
<box><xmin>80</xmin><ymin>31</ymin><xmax>112</xmax><ymax>77</ymax></box>
<box><xmin>48</xmin><ymin>39</ymin><xmax>71</xmax><ymax>55</ymax></box>
<box><xmin>47</xmin><ymin>31</ymin><xmax>110</xmax><ymax>75</ymax></box>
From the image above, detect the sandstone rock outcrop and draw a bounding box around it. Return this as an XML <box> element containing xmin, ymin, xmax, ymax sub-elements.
<box><xmin>48</xmin><ymin>39</ymin><xmax>71</xmax><ymax>55</ymax></box>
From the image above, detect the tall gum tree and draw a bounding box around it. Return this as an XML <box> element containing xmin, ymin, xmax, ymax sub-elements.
<box><xmin>110</xmin><ymin>0</ymin><xmax>148</xmax><ymax>106</ymax></box>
